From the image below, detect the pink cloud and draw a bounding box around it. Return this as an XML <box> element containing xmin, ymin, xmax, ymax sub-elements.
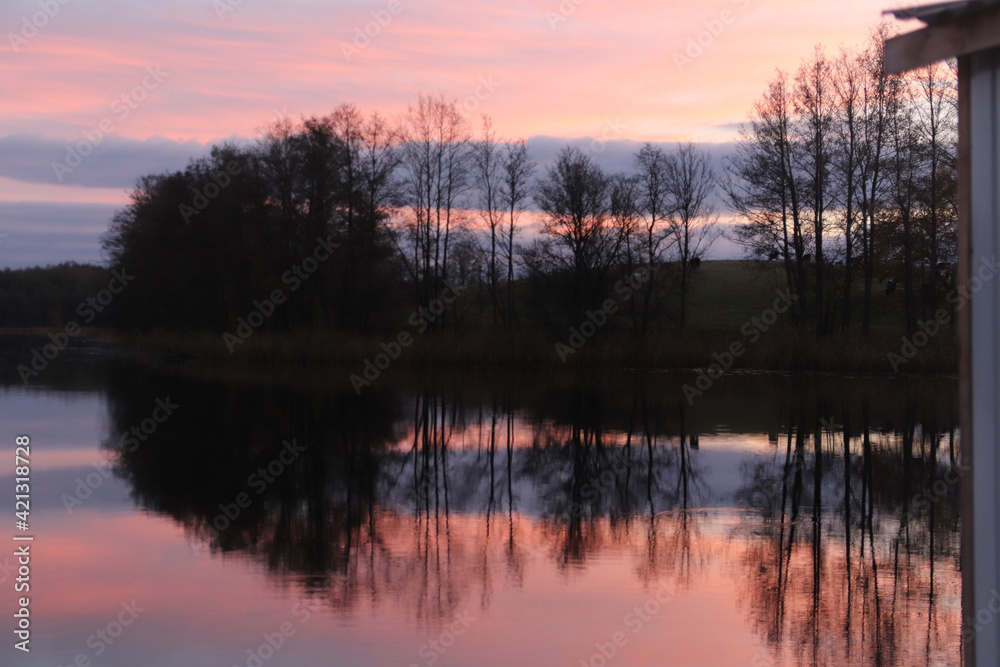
<box><xmin>1</xmin><ymin>0</ymin><xmax>894</xmax><ymax>146</ymax></box>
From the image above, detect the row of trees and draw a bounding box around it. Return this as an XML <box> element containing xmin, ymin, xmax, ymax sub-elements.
<box><xmin>99</xmin><ymin>23</ymin><xmax>957</xmax><ymax>340</ymax></box>
<box><xmin>103</xmin><ymin>96</ymin><xmax>719</xmax><ymax>335</ymax></box>
<box><xmin>728</xmin><ymin>26</ymin><xmax>958</xmax><ymax>336</ymax></box>
<box><xmin>0</xmin><ymin>263</ymin><xmax>112</xmax><ymax>328</ymax></box>
<box><xmin>104</xmin><ymin>108</ymin><xmax>402</xmax><ymax>332</ymax></box>
<box><xmin>524</xmin><ymin>141</ymin><xmax>717</xmax><ymax>333</ymax></box>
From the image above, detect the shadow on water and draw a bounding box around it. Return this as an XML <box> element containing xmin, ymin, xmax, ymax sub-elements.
<box><xmin>100</xmin><ymin>365</ymin><xmax>961</xmax><ymax>664</ymax></box>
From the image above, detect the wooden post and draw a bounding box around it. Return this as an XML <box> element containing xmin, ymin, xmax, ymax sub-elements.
<box><xmin>965</xmin><ymin>44</ymin><xmax>1000</xmax><ymax>667</ymax></box>
<box><xmin>883</xmin><ymin>6</ymin><xmax>1000</xmax><ymax>665</ymax></box>
<box><xmin>957</xmin><ymin>51</ymin><xmax>974</xmax><ymax>667</ymax></box>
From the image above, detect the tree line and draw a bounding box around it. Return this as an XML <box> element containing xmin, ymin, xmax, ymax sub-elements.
<box><xmin>101</xmin><ymin>95</ymin><xmax>719</xmax><ymax>337</ymax></box>
<box><xmin>4</xmin><ymin>23</ymin><xmax>954</xmax><ymax>344</ymax></box>
<box><xmin>0</xmin><ymin>263</ymin><xmax>113</xmax><ymax>328</ymax></box>
<box><xmin>727</xmin><ymin>26</ymin><xmax>958</xmax><ymax>337</ymax></box>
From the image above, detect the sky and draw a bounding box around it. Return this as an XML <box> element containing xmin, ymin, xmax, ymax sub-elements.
<box><xmin>0</xmin><ymin>0</ymin><xmax>915</xmax><ymax>268</ymax></box>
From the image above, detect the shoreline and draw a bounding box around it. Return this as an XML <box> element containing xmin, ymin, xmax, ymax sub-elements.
<box><xmin>1</xmin><ymin>326</ymin><xmax>955</xmax><ymax>377</ymax></box>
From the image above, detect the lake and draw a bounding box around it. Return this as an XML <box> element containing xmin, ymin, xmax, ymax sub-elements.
<box><xmin>0</xmin><ymin>358</ymin><xmax>961</xmax><ymax>666</ymax></box>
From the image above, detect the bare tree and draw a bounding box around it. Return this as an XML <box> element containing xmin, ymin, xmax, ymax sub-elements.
<box><xmin>498</xmin><ymin>140</ymin><xmax>535</xmax><ymax>326</ymax></box>
<box><xmin>473</xmin><ymin>116</ymin><xmax>505</xmax><ymax>326</ymax></box>
<box><xmin>726</xmin><ymin>70</ymin><xmax>809</xmax><ymax>324</ymax></box>
<box><xmin>832</xmin><ymin>48</ymin><xmax>863</xmax><ymax>330</ymax></box>
<box><xmin>355</xmin><ymin>110</ymin><xmax>403</xmax><ymax>330</ymax></box>
<box><xmin>912</xmin><ymin>60</ymin><xmax>958</xmax><ymax>319</ymax></box>
<box><xmin>609</xmin><ymin>172</ymin><xmax>643</xmax><ymax>330</ymax></box>
<box><xmin>793</xmin><ymin>47</ymin><xmax>836</xmax><ymax>336</ymax></box>
<box><xmin>533</xmin><ymin>147</ymin><xmax>622</xmax><ymax>315</ymax></box>
<box><xmin>399</xmin><ymin>94</ymin><xmax>472</xmax><ymax>320</ymax></box>
<box><xmin>633</xmin><ymin>143</ymin><xmax>674</xmax><ymax>337</ymax></box>
<box><xmin>856</xmin><ymin>24</ymin><xmax>897</xmax><ymax>336</ymax></box>
<box><xmin>887</xmin><ymin>71</ymin><xmax>921</xmax><ymax>334</ymax></box>
<box><xmin>665</xmin><ymin>143</ymin><xmax>718</xmax><ymax>329</ymax></box>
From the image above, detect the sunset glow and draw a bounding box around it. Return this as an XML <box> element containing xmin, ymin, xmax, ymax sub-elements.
<box><xmin>0</xmin><ymin>0</ymin><xmax>907</xmax><ymax>268</ymax></box>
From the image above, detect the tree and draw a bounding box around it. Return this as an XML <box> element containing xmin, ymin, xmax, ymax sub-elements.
<box><xmin>473</xmin><ymin>116</ymin><xmax>505</xmax><ymax>326</ymax></box>
<box><xmin>103</xmin><ymin>144</ymin><xmax>271</xmax><ymax>330</ymax></box>
<box><xmin>665</xmin><ymin>143</ymin><xmax>718</xmax><ymax>329</ymax></box>
<box><xmin>633</xmin><ymin>143</ymin><xmax>673</xmax><ymax>336</ymax></box>
<box><xmin>103</xmin><ymin>114</ymin><xmax>400</xmax><ymax>335</ymax></box>
<box><xmin>399</xmin><ymin>95</ymin><xmax>472</xmax><ymax>324</ymax></box>
<box><xmin>609</xmin><ymin>172</ymin><xmax>643</xmax><ymax>330</ymax></box>
<box><xmin>855</xmin><ymin>25</ymin><xmax>897</xmax><ymax>336</ymax></box>
<box><xmin>533</xmin><ymin>147</ymin><xmax>623</xmax><ymax>316</ymax></box>
<box><xmin>886</xmin><ymin>71</ymin><xmax>921</xmax><ymax>334</ymax></box>
<box><xmin>726</xmin><ymin>69</ymin><xmax>808</xmax><ymax>324</ymax></box>
<box><xmin>333</xmin><ymin>106</ymin><xmax>403</xmax><ymax>331</ymax></box>
<box><xmin>912</xmin><ymin>61</ymin><xmax>958</xmax><ymax>320</ymax></box>
<box><xmin>793</xmin><ymin>47</ymin><xmax>836</xmax><ymax>336</ymax></box>
<box><xmin>832</xmin><ymin>47</ymin><xmax>863</xmax><ymax>330</ymax></box>
<box><xmin>498</xmin><ymin>140</ymin><xmax>535</xmax><ymax>326</ymax></box>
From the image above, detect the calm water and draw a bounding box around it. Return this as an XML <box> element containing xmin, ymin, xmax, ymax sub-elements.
<box><xmin>0</xmin><ymin>360</ymin><xmax>961</xmax><ymax>666</ymax></box>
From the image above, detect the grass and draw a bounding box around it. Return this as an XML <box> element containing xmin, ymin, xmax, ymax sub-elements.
<box><xmin>1</xmin><ymin>261</ymin><xmax>957</xmax><ymax>375</ymax></box>
<box><xmin>686</xmin><ymin>260</ymin><xmax>911</xmax><ymax>332</ymax></box>
<box><xmin>112</xmin><ymin>325</ymin><xmax>954</xmax><ymax>376</ymax></box>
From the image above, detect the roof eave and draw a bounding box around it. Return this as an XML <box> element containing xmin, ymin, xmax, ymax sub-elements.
<box><xmin>885</xmin><ymin>1</ymin><xmax>1000</xmax><ymax>73</ymax></box>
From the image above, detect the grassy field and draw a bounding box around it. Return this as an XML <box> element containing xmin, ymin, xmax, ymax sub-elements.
<box><xmin>686</xmin><ymin>260</ymin><xmax>910</xmax><ymax>333</ymax></box>
<box><xmin>1</xmin><ymin>260</ymin><xmax>957</xmax><ymax>375</ymax></box>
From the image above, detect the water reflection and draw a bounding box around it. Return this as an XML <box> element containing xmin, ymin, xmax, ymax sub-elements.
<box><xmin>104</xmin><ymin>368</ymin><xmax>961</xmax><ymax>665</ymax></box>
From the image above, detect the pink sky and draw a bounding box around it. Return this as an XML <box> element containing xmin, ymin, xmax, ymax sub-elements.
<box><xmin>0</xmin><ymin>0</ymin><xmax>914</xmax><ymax>265</ymax></box>
<box><xmin>2</xmin><ymin>0</ymin><xmax>904</xmax><ymax>143</ymax></box>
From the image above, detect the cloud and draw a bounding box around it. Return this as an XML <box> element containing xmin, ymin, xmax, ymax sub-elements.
<box><xmin>0</xmin><ymin>135</ymin><xmax>213</xmax><ymax>189</ymax></box>
<box><xmin>525</xmin><ymin>136</ymin><xmax>737</xmax><ymax>173</ymax></box>
<box><xmin>0</xmin><ymin>131</ymin><xmax>739</xmax><ymax>192</ymax></box>
<box><xmin>525</xmin><ymin>137</ymin><xmax>737</xmax><ymax>212</ymax></box>
<box><xmin>0</xmin><ymin>135</ymin><xmax>745</xmax><ymax>269</ymax></box>
<box><xmin>0</xmin><ymin>202</ymin><xmax>117</xmax><ymax>268</ymax></box>
<box><xmin>0</xmin><ymin>0</ymin><xmax>894</xmax><ymax>146</ymax></box>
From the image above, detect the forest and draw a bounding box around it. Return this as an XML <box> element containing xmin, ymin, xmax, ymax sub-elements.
<box><xmin>3</xmin><ymin>26</ymin><xmax>959</xmax><ymax>369</ymax></box>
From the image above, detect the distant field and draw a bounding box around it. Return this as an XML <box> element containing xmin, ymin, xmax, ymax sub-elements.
<box><xmin>686</xmin><ymin>260</ymin><xmax>909</xmax><ymax>334</ymax></box>
<box><xmin>0</xmin><ymin>259</ymin><xmax>955</xmax><ymax>375</ymax></box>
<box><xmin>687</xmin><ymin>261</ymin><xmax>785</xmax><ymax>330</ymax></box>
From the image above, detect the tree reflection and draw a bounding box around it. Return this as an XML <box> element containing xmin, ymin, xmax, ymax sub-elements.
<box><xmin>733</xmin><ymin>387</ymin><xmax>962</xmax><ymax>665</ymax></box>
<box><xmin>104</xmin><ymin>367</ymin><xmax>961</xmax><ymax>663</ymax></box>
